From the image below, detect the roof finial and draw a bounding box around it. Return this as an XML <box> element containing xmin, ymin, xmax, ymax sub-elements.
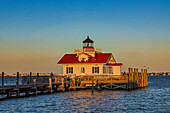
<box><xmin>87</xmin><ymin>36</ymin><xmax>89</xmax><ymax>39</ymax></box>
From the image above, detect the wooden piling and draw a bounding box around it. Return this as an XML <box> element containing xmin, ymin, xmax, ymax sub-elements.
<box><xmin>30</xmin><ymin>72</ymin><xmax>32</xmax><ymax>84</ymax></box>
<box><xmin>92</xmin><ymin>76</ymin><xmax>94</xmax><ymax>92</ymax></box>
<box><xmin>141</xmin><ymin>69</ymin><xmax>144</xmax><ymax>88</ymax></box>
<box><xmin>16</xmin><ymin>72</ymin><xmax>19</xmax><ymax>89</ymax></box>
<box><xmin>111</xmin><ymin>76</ymin><xmax>113</xmax><ymax>89</ymax></box>
<box><xmin>136</xmin><ymin>68</ymin><xmax>139</xmax><ymax>88</ymax></box>
<box><xmin>49</xmin><ymin>78</ymin><xmax>52</xmax><ymax>93</ymax></box>
<box><xmin>96</xmin><ymin>79</ymin><xmax>99</xmax><ymax>88</ymax></box>
<box><xmin>2</xmin><ymin>72</ymin><xmax>4</xmax><ymax>87</ymax></box>
<box><xmin>55</xmin><ymin>77</ymin><xmax>58</xmax><ymax>83</ymax></box>
<box><xmin>33</xmin><ymin>78</ymin><xmax>37</xmax><ymax>95</ymax></box>
<box><xmin>127</xmin><ymin>73</ymin><xmax>129</xmax><ymax>90</ymax></box>
<box><xmin>145</xmin><ymin>69</ymin><xmax>148</xmax><ymax>87</ymax></box>
<box><xmin>128</xmin><ymin>68</ymin><xmax>131</xmax><ymax>90</ymax></box>
<box><xmin>143</xmin><ymin>69</ymin><xmax>146</xmax><ymax>87</ymax></box>
<box><xmin>37</xmin><ymin>73</ymin><xmax>39</xmax><ymax>77</ymax></box>
<box><xmin>33</xmin><ymin>78</ymin><xmax>36</xmax><ymax>87</ymax></box>
<box><xmin>134</xmin><ymin>68</ymin><xmax>136</xmax><ymax>88</ymax></box>
<box><xmin>144</xmin><ymin>69</ymin><xmax>148</xmax><ymax>87</ymax></box>
<box><xmin>16</xmin><ymin>72</ymin><xmax>20</xmax><ymax>97</ymax></box>
<box><xmin>131</xmin><ymin>68</ymin><xmax>134</xmax><ymax>89</ymax></box>
<box><xmin>62</xmin><ymin>77</ymin><xmax>64</xmax><ymax>85</ymax></box>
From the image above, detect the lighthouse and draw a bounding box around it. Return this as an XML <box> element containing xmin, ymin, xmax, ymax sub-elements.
<box><xmin>58</xmin><ymin>36</ymin><xmax>122</xmax><ymax>76</ymax></box>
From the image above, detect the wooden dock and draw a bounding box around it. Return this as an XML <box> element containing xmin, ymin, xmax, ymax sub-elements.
<box><xmin>0</xmin><ymin>68</ymin><xmax>148</xmax><ymax>100</ymax></box>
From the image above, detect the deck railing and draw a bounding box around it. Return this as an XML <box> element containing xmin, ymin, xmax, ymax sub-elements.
<box><xmin>73</xmin><ymin>48</ymin><xmax>102</xmax><ymax>54</ymax></box>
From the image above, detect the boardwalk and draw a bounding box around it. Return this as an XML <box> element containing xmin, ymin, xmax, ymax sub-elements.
<box><xmin>0</xmin><ymin>68</ymin><xmax>148</xmax><ymax>100</ymax></box>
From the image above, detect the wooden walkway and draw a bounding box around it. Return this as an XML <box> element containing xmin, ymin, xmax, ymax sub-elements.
<box><xmin>0</xmin><ymin>68</ymin><xmax>148</xmax><ymax>100</ymax></box>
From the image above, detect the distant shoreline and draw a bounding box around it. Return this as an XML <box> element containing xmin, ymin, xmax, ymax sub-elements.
<box><xmin>0</xmin><ymin>75</ymin><xmax>170</xmax><ymax>77</ymax></box>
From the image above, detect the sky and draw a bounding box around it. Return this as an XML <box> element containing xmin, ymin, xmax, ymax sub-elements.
<box><xmin>0</xmin><ymin>0</ymin><xmax>170</xmax><ymax>74</ymax></box>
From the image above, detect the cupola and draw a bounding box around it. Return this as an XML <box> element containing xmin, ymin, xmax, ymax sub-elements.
<box><xmin>83</xmin><ymin>36</ymin><xmax>94</xmax><ymax>49</ymax></box>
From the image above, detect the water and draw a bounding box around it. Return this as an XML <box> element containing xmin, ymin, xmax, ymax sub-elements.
<box><xmin>0</xmin><ymin>76</ymin><xmax>170</xmax><ymax>112</ymax></box>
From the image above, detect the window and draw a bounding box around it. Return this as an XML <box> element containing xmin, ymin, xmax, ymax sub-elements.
<box><xmin>103</xmin><ymin>67</ymin><xmax>106</xmax><ymax>73</ymax></box>
<box><xmin>103</xmin><ymin>66</ymin><xmax>113</xmax><ymax>74</ymax></box>
<box><xmin>66</xmin><ymin>67</ymin><xmax>68</xmax><ymax>74</ymax></box>
<box><xmin>81</xmin><ymin>67</ymin><xmax>85</xmax><ymax>73</ymax></box>
<box><xmin>92</xmin><ymin>67</ymin><xmax>94</xmax><ymax>73</ymax></box>
<box><xmin>66</xmin><ymin>67</ymin><xmax>73</xmax><ymax>74</ymax></box>
<box><xmin>92</xmin><ymin>67</ymin><xmax>99</xmax><ymax>74</ymax></box>
<box><xmin>109</xmin><ymin>67</ymin><xmax>112</xmax><ymax>74</ymax></box>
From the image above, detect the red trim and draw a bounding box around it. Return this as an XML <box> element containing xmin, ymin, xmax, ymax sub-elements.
<box><xmin>106</xmin><ymin>63</ymin><xmax>123</xmax><ymax>66</ymax></box>
<box><xmin>83</xmin><ymin>47</ymin><xmax>94</xmax><ymax>49</ymax></box>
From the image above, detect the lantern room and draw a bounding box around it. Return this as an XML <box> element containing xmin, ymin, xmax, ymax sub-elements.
<box><xmin>83</xmin><ymin>36</ymin><xmax>94</xmax><ymax>49</ymax></box>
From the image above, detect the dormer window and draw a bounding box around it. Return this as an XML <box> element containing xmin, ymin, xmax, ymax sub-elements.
<box><xmin>77</xmin><ymin>53</ymin><xmax>91</xmax><ymax>62</ymax></box>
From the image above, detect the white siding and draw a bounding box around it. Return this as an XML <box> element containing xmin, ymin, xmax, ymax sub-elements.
<box><xmin>113</xmin><ymin>66</ymin><xmax>121</xmax><ymax>75</ymax></box>
<box><xmin>62</xmin><ymin>64</ymin><xmax>121</xmax><ymax>76</ymax></box>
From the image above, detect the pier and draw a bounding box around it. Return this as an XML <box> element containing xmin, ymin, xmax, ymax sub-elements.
<box><xmin>0</xmin><ymin>68</ymin><xmax>148</xmax><ymax>100</ymax></box>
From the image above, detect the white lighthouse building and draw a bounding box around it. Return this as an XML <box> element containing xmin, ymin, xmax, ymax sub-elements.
<box><xmin>58</xmin><ymin>36</ymin><xmax>122</xmax><ymax>76</ymax></box>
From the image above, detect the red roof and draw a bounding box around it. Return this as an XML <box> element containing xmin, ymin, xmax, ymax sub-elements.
<box><xmin>106</xmin><ymin>63</ymin><xmax>123</xmax><ymax>66</ymax></box>
<box><xmin>58</xmin><ymin>53</ymin><xmax>112</xmax><ymax>64</ymax></box>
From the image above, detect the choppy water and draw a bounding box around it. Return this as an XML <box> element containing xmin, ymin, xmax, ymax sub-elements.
<box><xmin>0</xmin><ymin>76</ymin><xmax>170</xmax><ymax>113</ymax></box>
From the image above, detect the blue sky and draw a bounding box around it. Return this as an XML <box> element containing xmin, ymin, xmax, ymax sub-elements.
<box><xmin>0</xmin><ymin>0</ymin><xmax>170</xmax><ymax>73</ymax></box>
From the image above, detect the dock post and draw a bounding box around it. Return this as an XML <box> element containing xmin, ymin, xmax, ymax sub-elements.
<box><xmin>49</xmin><ymin>78</ymin><xmax>52</xmax><ymax>93</ymax></box>
<box><xmin>73</xmin><ymin>77</ymin><xmax>75</xmax><ymax>86</ymax></box>
<box><xmin>92</xmin><ymin>76</ymin><xmax>94</xmax><ymax>92</ymax></box>
<box><xmin>96</xmin><ymin>79</ymin><xmax>99</xmax><ymax>89</ymax></box>
<box><xmin>62</xmin><ymin>77</ymin><xmax>64</xmax><ymax>85</ymax></box>
<box><xmin>55</xmin><ymin>77</ymin><xmax>58</xmax><ymax>83</ymax></box>
<box><xmin>16</xmin><ymin>72</ymin><xmax>20</xmax><ymax>97</ymax></box>
<box><xmin>37</xmin><ymin>73</ymin><xmax>39</xmax><ymax>77</ymax></box>
<box><xmin>30</xmin><ymin>72</ymin><xmax>32</xmax><ymax>84</ymax></box>
<box><xmin>128</xmin><ymin>68</ymin><xmax>130</xmax><ymax>90</ymax></box>
<box><xmin>134</xmin><ymin>69</ymin><xmax>136</xmax><ymax>88</ymax></box>
<box><xmin>2</xmin><ymin>72</ymin><xmax>4</xmax><ymax>87</ymax></box>
<box><xmin>16</xmin><ymin>72</ymin><xmax>19</xmax><ymax>89</ymax></box>
<box><xmin>61</xmin><ymin>77</ymin><xmax>65</xmax><ymax>92</ymax></box>
<box><xmin>127</xmin><ymin>73</ymin><xmax>129</xmax><ymax>90</ymax></box>
<box><xmin>146</xmin><ymin>69</ymin><xmax>148</xmax><ymax>87</ymax></box>
<box><xmin>33</xmin><ymin>78</ymin><xmax>36</xmax><ymax>87</ymax></box>
<box><xmin>144</xmin><ymin>69</ymin><xmax>147</xmax><ymax>87</ymax></box>
<box><xmin>33</xmin><ymin>78</ymin><xmax>37</xmax><ymax>95</ymax></box>
<box><xmin>136</xmin><ymin>68</ymin><xmax>139</xmax><ymax>88</ymax></box>
<box><xmin>141</xmin><ymin>69</ymin><xmax>144</xmax><ymax>88</ymax></box>
<box><xmin>128</xmin><ymin>68</ymin><xmax>131</xmax><ymax>90</ymax></box>
<box><xmin>131</xmin><ymin>68</ymin><xmax>134</xmax><ymax>89</ymax></box>
<box><xmin>111</xmin><ymin>76</ymin><xmax>113</xmax><ymax>89</ymax></box>
<box><xmin>134</xmin><ymin>68</ymin><xmax>138</xmax><ymax>88</ymax></box>
<box><xmin>143</xmin><ymin>69</ymin><xmax>146</xmax><ymax>87</ymax></box>
<box><xmin>130</xmin><ymin>68</ymin><xmax>132</xmax><ymax>89</ymax></box>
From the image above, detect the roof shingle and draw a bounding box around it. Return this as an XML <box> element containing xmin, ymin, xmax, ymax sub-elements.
<box><xmin>58</xmin><ymin>53</ymin><xmax>112</xmax><ymax>64</ymax></box>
